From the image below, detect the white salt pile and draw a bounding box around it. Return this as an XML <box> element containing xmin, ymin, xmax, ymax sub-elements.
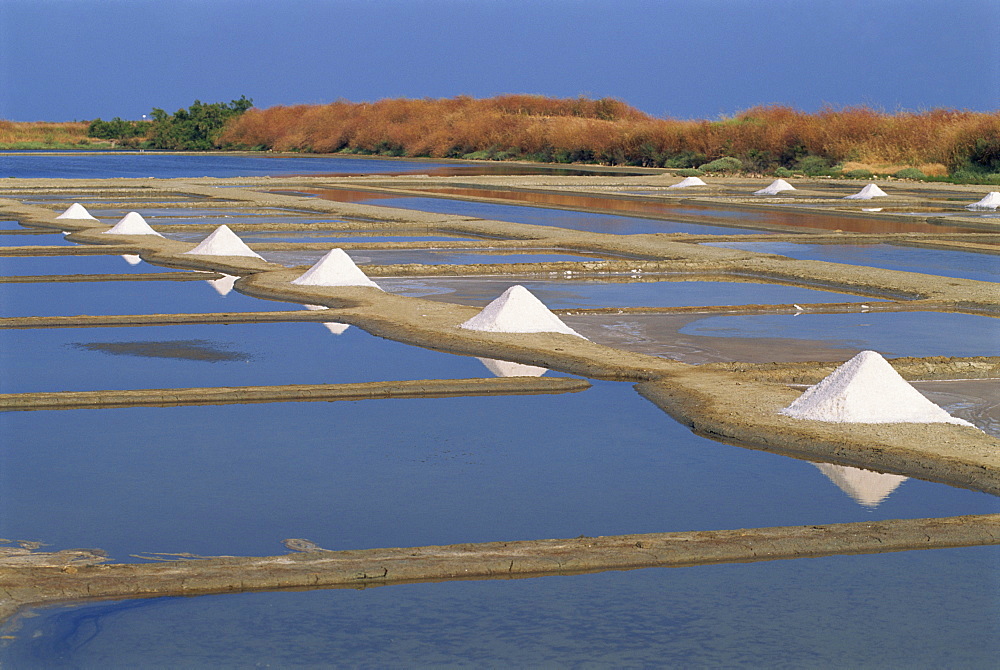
<box><xmin>206</xmin><ymin>274</ymin><xmax>238</xmax><ymax>296</ymax></box>
<box><xmin>965</xmin><ymin>191</ymin><xmax>1000</xmax><ymax>210</ymax></box>
<box><xmin>121</xmin><ymin>254</ymin><xmax>142</xmax><ymax>266</ymax></box>
<box><xmin>668</xmin><ymin>176</ymin><xmax>708</xmax><ymax>189</ymax></box>
<box><xmin>302</xmin><ymin>304</ymin><xmax>350</xmax><ymax>334</ymax></box>
<box><xmin>781</xmin><ymin>350</ymin><xmax>974</xmax><ymax>426</ymax></box>
<box><xmin>291</xmin><ymin>248</ymin><xmax>380</xmax><ymax>288</ymax></box>
<box><xmin>813</xmin><ymin>462</ymin><xmax>908</xmax><ymax>509</ymax></box>
<box><xmin>183</xmin><ymin>225</ymin><xmax>263</xmax><ymax>258</ymax></box>
<box><xmin>843</xmin><ymin>183</ymin><xmax>888</xmax><ymax>200</ymax></box>
<box><xmin>102</xmin><ymin>212</ymin><xmax>163</xmax><ymax>237</ymax></box>
<box><xmin>460</xmin><ymin>285</ymin><xmax>584</xmax><ymax>337</ymax></box>
<box><xmin>477</xmin><ymin>357</ymin><xmax>548</xmax><ymax>377</ymax></box>
<box><xmin>55</xmin><ymin>203</ymin><xmax>98</xmax><ymax>220</ymax></box>
<box><xmin>753</xmin><ymin>179</ymin><xmax>795</xmax><ymax>195</ymax></box>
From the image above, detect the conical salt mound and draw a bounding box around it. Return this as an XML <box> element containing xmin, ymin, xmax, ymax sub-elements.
<box><xmin>301</xmin><ymin>304</ymin><xmax>351</xmax><ymax>334</ymax></box>
<box><xmin>843</xmin><ymin>183</ymin><xmax>888</xmax><ymax>200</ymax></box>
<box><xmin>121</xmin><ymin>254</ymin><xmax>143</xmax><ymax>266</ymax></box>
<box><xmin>781</xmin><ymin>350</ymin><xmax>974</xmax><ymax>425</ymax></box>
<box><xmin>668</xmin><ymin>176</ymin><xmax>708</xmax><ymax>189</ymax></box>
<box><xmin>477</xmin><ymin>357</ymin><xmax>548</xmax><ymax>377</ymax></box>
<box><xmin>460</xmin><ymin>285</ymin><xmax>584</xmax><ymax>337</ymax></box>
<box><xmin>183</xmin><ymin>225</ymin><xmax>263</xmax><ymax>258</ymax></box>
<box><xmin>291</xmin><ymin>248</ymin><xmax>380</xmax><ymax>288</ymax></box>
<box><xmin>207</xmin><ymin>274</ymin><xmax>238</xmax><ymax>296</ymax></box>
<box><xmin>55</xmin><ymin>203</ymin><xmax>98</xmax><ymax>220</ymax></box>
<box><xmin>966</xmin><ymin>192</ymin><xmax>1000</xmax><ymax>210</ymax></box>
<box><xmin>813</xmin><ymin>463</ymin><xmax>908</xmax><ymax>509</ymax></box>
<box><xmin>102</xmin><ymin>212</ymin><xmax>163</xmax><ymax>236</ymax></box>
<box><xmin>754</xmin><ymin>179</ymin><xmax>795</xmax><ymax>195</ymax></box>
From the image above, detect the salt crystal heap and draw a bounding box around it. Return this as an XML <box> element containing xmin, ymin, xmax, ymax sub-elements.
<box><xmin>477</xmin><ymin>357</ymin><xmax>548</xmax><ymax>377</ymax></box>
<box><xmin>102</xmin><ymin>212</ymin><xmax>163</xmax><ymax>236</ymax></box>
<box><xmin>55</xmin><ymin>203</ymin><xmax>98</xmax><ymax>220</ymax></box>
<box><xmin>183</xmin><ymin>225</ymin><xmax>263</xmax><ymax>259</ymax></box>
<box><xmin>460</xmin><ymin>285</ymin><xmax>584</xmax><ymax>338</ymax></box>
<box><xmin>668</xmin><ymin>176</ymin><xmax>708</xmax><ymax>189</ymax></box>
<box><xmin>121</xmin><ymin>254</ymin><xmax>143</xmax><ymax>266</ymax></box>
<box><xmin>781</xmin><ymin>350</ymin><xmax>973</xmax><ymax>426</ymax></box>
<box><xmin>843</xmin><ymin>183</ymin><xmax>888</xmax><ymax>200</ymax></box>
<box><xmin>207</xmin><ymin>274</ymin><xmax>238</xmax><ymax>296</ymax></box>
<box><xmin>813</xmin><ymin>462</ymin><xmax>908</xmax><ymax>509</ymax></box>
<box><xmin>966</xmin><ymin>191</ymin><xmax>1000</xmax><ymax>211</ymax></box>
<box><xmin>754</xmin><ymin>179</ymin><xmax>795</xmax><ymax>195</ymax></box>
<box><xmin>291</xmin><ymin>248</ymin><xmax>380</xmax><ymax>289</ymax></box>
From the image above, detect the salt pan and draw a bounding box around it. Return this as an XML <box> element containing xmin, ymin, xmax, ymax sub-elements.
<box><xmin>668</xmin><ymin>176</ymin><xmax>708</xmax><ymax>189</ymax></box>
<box><xmin>813</xmin><ymin>462</ymin><xmax>907</xmax><ymax>508</ymax></box>
<box><xmin>55</xmin><ymin>203</ymin><xmax>98</xmax><ymax>220</ymax></box>
<box><xmin>460</xmin><ymin>285</ymin><xmax>584</xmax><ymax>337</ymax></box>
<box><xmin>183</xmin><ymin>225</ymin><xmax>263</xmax><ymax>259</ymax></box>
<box><xmin>754</xmin><ymin>179</ymin><xmax>795</xmax><ymax>195</ymax></box>
<box><xmin>965</xmin><ymin>192</ymin><xmax>1000</xmax><ymax>211</ymax></box>
<box><xmin>291</xmin><ymin>248</ymin><xmax>380</xmax><ymax>288</ymax></box>
<box><xmin>102</xmin><ymin>212</ymin><xmax>163</xmax><ymax>237</ymax></box>
<box><xmin>843</xmin><ymin>183</ymin><xmax>888</xmax><ymax>200</ymax></box>
<box><xmin>781</xmin><ymin>350</ymin><xmax>973</xmax><ymax>426</ymax></box>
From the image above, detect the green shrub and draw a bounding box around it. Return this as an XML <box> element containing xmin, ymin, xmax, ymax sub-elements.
<box><xmin>663</xmin><ymin>151</ymin><xmax>707</xmax><ymax>168</ymax></box>
<box><xmin>698</xmin><ymin>156</ymin><xmax>743</xmax><ymax>173</ymax></box>
<box><xmin>795</xmin><ymin>155</ymin><xmax>834</xmax><ymax>176</ymax></box>
<box><xmin>462</xmin><ymin>150</ymin><xmax>492</xmax><ymax>160</ymax></box>
<box><xmin>893</xmin><ymin>167</ymin><xmax>926</xmax><ymax>180</ymax></box>
<box><xmin>844</xmin><ymin>169</ymin><xmax>874</xmax><ymax>179</ymax></box>
<box><xmin>773</xmin><ymin>167</ymin><xmax>793</xmax><ymax>178</ymax></box>
<box><xmin>677</xmin><ymin>168</ymin><xmax>704</xmax><ymax>177</ymax></box>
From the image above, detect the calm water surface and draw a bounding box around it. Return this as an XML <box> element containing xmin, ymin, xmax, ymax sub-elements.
<box><xmin>0</xmin><ymin>254</ymin><xmax>183</xmax><ymax>276</ymax></box>
<box><xmin>6</xmin><ymin>546</ymin><xmax>997</xmax><ymax>668</ymax></box>
<box><xmin>705</xmin><ymin>241</ymin><xmax>1000</xmax><ymax>283</ymax></box>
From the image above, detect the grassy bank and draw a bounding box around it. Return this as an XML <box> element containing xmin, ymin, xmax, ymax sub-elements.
<box><xmin>0</xmin><ymin>120</ymin><xmax>115</xmax><ymax>150</ymax></box>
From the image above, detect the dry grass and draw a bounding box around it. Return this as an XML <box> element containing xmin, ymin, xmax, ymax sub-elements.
<box><xmin>219</xmin><ymin>97</ymin><xmax>1000</xmax><ymax>174</ymax></box>
<box><xmin>0</xmin><ymin>120</ymin><xmax>95</xmax><ymax>147</ymax></box>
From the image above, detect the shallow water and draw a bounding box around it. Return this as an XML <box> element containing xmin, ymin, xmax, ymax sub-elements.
<box><xmin>565</xmin><ymin>311</ymin><xmax>998</xmax><ymax>363</ymax></box>
<box><xmin>378</xmin><ymin>276</ymin><xmax>884</xmax><ymax>308</ymax></box>
<box><xmin>0</xmin><ymin>321</ymin><xmax>499</xmax><ymax>393</ymax></box>
<box><xmin>0</xmin><ymin>233</ymin><xmax>73</xmax><ymax>247</ymax></box>
<box><xmin>705</xmin><ymin>241</ymin><xmax>1000</xmax><ymax>283</ymax></box>
<box><xmin>6</xmin><ymin>546</ymin><xmax>998</xmax><ymax>668</ymax></box>
<box><xmin>0</xmin><ymin>254</ymin><xmax>183</xmax><ymax>276</ymax></box>
<box><xmin>0</xmin><ymin>278</ymin><xmax>294</xmax><ymax>317</ymax></box>
<box><xmin>261</xmin><ymin>248</ymin><xmax>613</xmax><ymax>267</ymax></box>
<box><xmin>303</xmin><ymin>192</ymin><xmax>768</xmax><ymax>235</ymax></box>
<box><xmin>0</xmin><ymin>154</ymin><xmax>616</xmax><ymax>179</ymax></box>
<box><xmin>1</xmin><ymin>382</ymin><xmax>994</xmax><ymax>562</ymax></box>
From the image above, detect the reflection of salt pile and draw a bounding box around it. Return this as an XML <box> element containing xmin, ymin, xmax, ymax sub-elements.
<box><xmin>56</xmin><ymin>203</ymin><xmax>98</xmax><ymax>220</ymax></box>
<box><xmin>477</xmin><ymin>357</ymin><xmax>548</xmax><ymax>377</ymax></box>
<box><xmin>121</xmin><ymin>254</ymin><xmax>142</xmax><ymax>266</ymax></box>
<box><xmin>207</xmin><ymin>274</ymin><xmax>238</xmax><ymax>296</ymax></box>
<box><xmin>754</xmin><ymin>179</ymin><xmax>795</xmax><ymax>195</ymax></box>
<box><xmin>843</xmin><ymin>183</ymin><xmax>888</xmax><ymax>200</ymax></box>
<box><xmin>291</xmin><ymin>248</ymin><xmax>380</xmax><ymax>288</ymax></box>
<box><xmin>303</xmin><ymin>304</ymin><xmax>350</xmax><ymax>334</ymax></box>
<box><xmin>781</xmin><ymin>350</ymin><xmax>974</xmax><ymax>426</ymax></box>
<box><xmin>966</xmin><ymin>192</ymin><xmax>1000</xmax><ymax>210</ymax></box>
<box><xmin>102</xmin><ymin>212</ymin><xmax>163</xmax><ymax>236</ymax></box>
<box><xmin>668</xmin><ymin>176</ymin><xmax>708</xmax><ymax>189</ymax></box>
<box><xmin>813</xmin><ymin>462</ymin><xmax>908</xmax><ymax>508</ymax></box>
<box><xmin>183</xmin><ymin>225</ymin><xmax>263</xmax><ymax>258</ymax></box>
<box><xmin>460</xmin><ymin>285</ymin><xmax>584</xmax><ymax>337</ymax></box>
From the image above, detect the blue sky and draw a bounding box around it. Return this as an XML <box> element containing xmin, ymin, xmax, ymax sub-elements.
<box><xmin>1</xmin><ymin>0</ymin><xmax>997</xmax><ymax>122</ymax></box>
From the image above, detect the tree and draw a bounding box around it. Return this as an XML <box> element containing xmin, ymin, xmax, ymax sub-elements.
<box><xmin>146</xmin><ymin>96</ymin><xmax>253</xmax><ymax>150</ymax></box>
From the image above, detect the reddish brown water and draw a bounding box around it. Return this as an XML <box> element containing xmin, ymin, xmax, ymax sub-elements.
<box><xmin>289</xmin><ymin>187</ymin><xmax>982</xmax><ymax>235</ymax></box>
